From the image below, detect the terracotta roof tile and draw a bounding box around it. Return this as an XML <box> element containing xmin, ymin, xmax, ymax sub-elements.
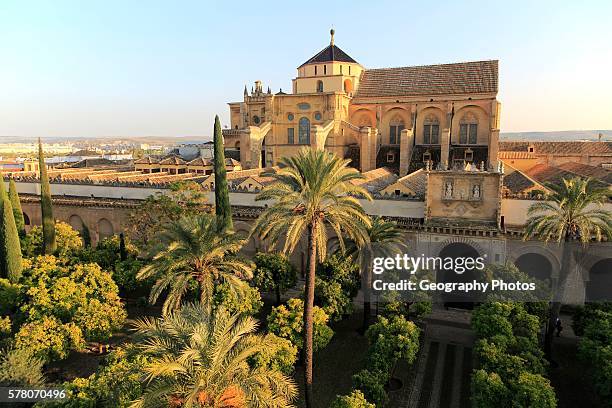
<box><xmin>355</xmin><ymin>60</ymin><xmax>498</xmax><ymax>98</ymax></box>
<box><xmin>159</xmin><ymin>156</ymin><xmax>186</xmax><ymax>165</ymax></box>
<box><xmin>187</xmin><ymin>157</ymin><xmax>212</xmax><ymax>166</ymax></box>
<box><xmin>499</xmin><ymin>141</ymin><xmax>612</xmax><ymax>155</ymax></box>
<box><xmin>134</xmin><ymin>157</ymin><xmax>160</xmax><ymax>164</ymax></box>
<box><xmin>397</xmin><ymin>169</ymin><xmax>427</xmax><ymax>195</ymax></box>
<box><xmin>352</xmin><ymin>167</ymin><xmax>398</xmax><ymax>192</ymax></box>
<box><xmin>525</xmin><ymin>163</ymin><xmax>610</xmax><ymax>188</ymax></box>
<box><xmin>526</xmin><ymin>164</ymin><xmax>575</xmax><ymax>183</ymax></box>
<box><xmin>556</xmin><ymin>162</ymin><xmax>612</xmax><ymax>184</ymax></box>
<box><xmin>498</xmin><ymin>151</ymin><xmax>537</xmax><ymax>159</ymax></box>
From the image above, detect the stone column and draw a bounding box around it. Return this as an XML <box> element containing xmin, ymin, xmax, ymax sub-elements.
<box><xmin>440</xmin><ymin>128</ymin><xmax>450</xmax><ymax>167</ymax></box>
<box><xmin>360</xmin><ymin>127</ymin><xmax>375</xmax><ymax>172</ymax></box>
<box><xmin>488</xmin><ymin>129</ymin><xmax>499</xmax><ymax>169</ymax></box>
<box><xmin>240</xmin><ymin>132</ymin><xmax>250</xmax><ymax>168</ymax></box>
<box><xmin>245</xmin><ymin>126</ymin><xmax>263</xmax><ymax>169</ymax></box>
<box><xmin>312</xmin><ymin>127</ymin><xmax>324</xmax><ymax>151</ymax></box>
<box><xmin>399</xmin><ymin>128</ymin><xmax>414</xmax><ymax>176</ymax></box>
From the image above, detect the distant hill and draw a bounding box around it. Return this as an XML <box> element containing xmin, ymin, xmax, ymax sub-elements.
<box><xmin>500</xmin><ymin>130</ymin><xmax>612</xmax><ymax>141</ymax></box>
<box><xmin>0</xmin><ymin>135</ymin><xmax>211</xmax><ymax>144</ymax></box>
<box><xmin>2</xmin><ymin>130</ymin><xmax>611</xmax><ymax>144</ymax></box>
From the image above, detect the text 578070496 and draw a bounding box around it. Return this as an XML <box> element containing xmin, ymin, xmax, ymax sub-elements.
<box><xmin>0</xmin><ymin>388</ymin><xmax>67</xmax><ymax>402</ymax></box>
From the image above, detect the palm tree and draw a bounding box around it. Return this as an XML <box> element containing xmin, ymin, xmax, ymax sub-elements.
<box><xmin>524</xmin><ymin>177</ymin><xmax>612</xmax><ymax>360</ymax></box>
<box><xmin>253</xmin><ymin>148</ymin><xmax>371</xmax><ymax>407</ymax></box>
<box><xmin>130</xmin><ymin>302</ymin><xmax>297</xmax><ymax>408</ymax></box>
<box><xmin>137</xmin><ymin>214</ymin><xmax>253</xmax><ymax>315</ymax></box>
<box><xmin>345</xmin><ymin>216</ymin><xmax>406</xmax><ymax>332</ymax></box>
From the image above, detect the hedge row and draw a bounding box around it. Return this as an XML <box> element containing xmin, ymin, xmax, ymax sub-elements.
<box><xmin>574</xmin><ymin>303</ymin><xmax>612</xmax><ymax>403</ymax></box>
<box><xmin>471</xmin><ymin>302</ymin><xmax>556</xmax><ymax>408</ymax></box>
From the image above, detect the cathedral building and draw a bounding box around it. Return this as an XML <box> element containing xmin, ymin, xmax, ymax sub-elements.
<box><xmin>222</xmin><ymin>30</ymin><xmax>501</xmax><ymax>177</ymax></box>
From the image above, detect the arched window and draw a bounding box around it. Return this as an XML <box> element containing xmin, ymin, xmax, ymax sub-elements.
<box><xmin>459</xmin><ymin>112</ymin><xmax>478</xmax><ymax>144</ymax></box>
<box><xmin>69</xmin><ymin>214</ymin><xmax>84</xmax><ymax>232</ymax></box>
<box><xmin>298</xmin><ymin>117</ymin><xmax>310</xmax><ymax>144</ymax></box>
<box><xmin>423</xmin><ymin>115</ymin><xmax>440</xmax><ymax>144</ymax></box>
<box><xmin>98</xmin><ymin>218</ymin><xmax>114</xmax><ymax>241</ymax></box>
<box><xmin>23</xmin><ymin>212</ymin><xmax>30</xmax><ymax>226</ymax></box>
<box><xmin>314</xmin><ymin>66</ymin><xmax>317</xmax><ymax>75</ymax></box>
<box><xmin>323</xmin><ymin>65</ymin><xmax>327</xmax><ymax>75</ymax></box>
<box><xmin>389</xmin><ymin>116</ymin><xmax>405</xmax><ymax>144</ymax></box>
<box><xmin>316</xmin><ymin>80</ymin><xmax>323</xmax><ymax>93</ymax></box>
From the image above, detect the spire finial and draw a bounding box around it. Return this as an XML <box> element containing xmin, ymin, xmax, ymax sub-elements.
<box><xmin>330</xmin><ymin>28</ymin><xmax>335</xmax><ymax>46</ymax></box>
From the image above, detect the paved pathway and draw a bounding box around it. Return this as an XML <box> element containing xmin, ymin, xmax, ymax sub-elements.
<box><xmin>395</xmin><ymin>307</ymin><xmax>476</xmax><ymax>408</ymax></box>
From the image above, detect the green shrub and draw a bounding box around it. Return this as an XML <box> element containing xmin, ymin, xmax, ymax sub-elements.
<box><xmin>252</xmin><ymin>252</ymin><xmax>297</xmax><ymax>303</ymax></box>
<box><xmin>315</xmin><ymin>277</ymin><xmax>352</xmax><ymax>321</ymax></box>
<box><xmin>474</xmin><ymin>339</ymin><xmax>527</xmax><ymax>379</ymax></box>
<box><xmin>380</xmin><ymin>284</ymin><xmax>432</xmax><ymax>321</ymax></box>
<box><xmin>471</xmin><ymin>302</ymin><xmax>555</xmax><ymax>407</ymax></box>
<box><xmin>317</xmin><ymin>253</ymin><xmax>360</xmax><ymax>298</ymax></box>
<box><xmin>513</xmin><ymin>372</ymin><xmax>557</xmax><ymax>408</ymax></box>
<box><xmin>365</xmin><ymin>315</ymin><xmax>420</xmax><ymax>365</ymax></box>
<box><xmin>213</xmin><ymin>281</ymin><xmax>262</xmax><ymax>316</ymax></box>
<box><xmin>330</xmin><ymin>390</ymin><xmax>375</xmax><ymax>408</ymax></box>
<box><xmin>352</xmin><ymin>369</ymin><xmax>388</xmax><ymax>407</ymax></box>
<box><xmin>19</xmin><ymin>257</ymin><xmax>126</xmax><ymax>344</ymax></box>
<box><xmin>471</xmin><ymin>302</ymin><xmax>514</xmax><ymax>339</ymax></box>
<box><xmin>471</xmin><ymin>369</ymin><xmax>509</xmax><ymax>408</ymax></box>
<box><xmin>0</xmin><ymin>346</ymin><xmax>46</xmax><ymax>387</ymax></box>
<box><xmin>267</xmin><ymin>298</ymin><xmax>333</xmax><ymax>352</ymax></box>
<box><xmin>572</xmin><ymin>302</ymin><xmax>612</xmax><ymax>336</ymax></box>
<box><xmin>91</xmin><ymin>235</ymin><xmax>138</xmax><ymax>270</ymax></box>
<box><xmin>577</xmin><ymin>309</ymin><xmax>612</xmax><ymax>400</ymax></box>
<box><xmin>0</xmin><ymin>316</ymin><xmax>11</xmax><ymax>339</ymax></box>
<box><xmin>22</xmin><ymin>222</ymin><xmax>83</xmax><ymax>259</ymax></box>
<box><xmin>512</xmin><ymin>336</ymin><xmax>547</xmax><ymax>375</ymax></box>
<box><xmin>112</xmin><ymin>258</ymin><xmax>146</xmax><ymax>294</ymax></box>
<box><xmin>0</xmin><ymin>278</ymin><xmax>23</xmax><ymax>314</ymax></box>
<box><xmin>40</xmin><ymin>346</ymin><xmax>149</xmax><ymax>408</ymax></box>
<box><xmin>249</xmin><ymin>333</ymin><xmax>298</xmax><ymax>375</ymax></box>
<box><xmin>14</xmin><ymin>316</ymin><xmax>84</xmax><ymax>362</ymax></box>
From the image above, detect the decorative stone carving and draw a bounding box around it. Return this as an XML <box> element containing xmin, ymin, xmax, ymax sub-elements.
<box><xmin>472</xmin><ymin>184</ymin><xmax>480</xmax><ymax>199</ymax></box>
<box><xmin>444</xmin><ymin>180</ymin><xmax>453</xmax><ymax>199</ymax></box>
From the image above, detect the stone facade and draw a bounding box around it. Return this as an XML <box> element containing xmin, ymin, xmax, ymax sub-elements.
<box><xmin>223</xmin><ymin>31</ymin><xmax>500</xmax><ymax>179</ymax></box>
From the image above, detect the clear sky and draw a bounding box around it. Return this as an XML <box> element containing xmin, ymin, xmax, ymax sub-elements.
<box><xmin>1</xmin><ymin>0</ymin><xmax>611</xmax><ymax>139</ymax></box>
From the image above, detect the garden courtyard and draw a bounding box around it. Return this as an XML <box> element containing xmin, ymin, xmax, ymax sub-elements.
<box><xmin>1</xmin><ymin>146</ymin><xmax>611</xmax><ymax>407</ymax></box>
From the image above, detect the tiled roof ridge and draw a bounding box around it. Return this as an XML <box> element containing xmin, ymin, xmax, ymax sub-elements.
<box><xmin>366</xmin><ymin>59</ymin><xmax>498</xmax><ymax>72</ymax></box>
<box><xmin>355</xmin><ymin>60</ymin><xmax>498</xmax><ymax>98</ymax></box>
<box><xmin>397</xmin><ymin>168</ymin><xmax>425</xmax><ymax>182</ymax></box>
<box><xmin>503</xmin><ymin>162</ymin><xmax>547</xmax><ymax>190</ymax></box>
<box><xmin>499</xmin><ymin>141</ymin><xmax>612</xmax><ymax>154</ymax></box>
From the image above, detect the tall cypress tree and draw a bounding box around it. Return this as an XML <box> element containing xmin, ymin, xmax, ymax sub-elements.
<box><xmin>38</xmin><ymin>139</ymin><xmax>56</xmax><ymax>254</ymax></box>
<box><xmin>81</xmin><ymin>221</ymin><xmax>92</xmax><ymax>248</ymax></box>
<box><xmin>0</xmin><ymin>179</ymin><xmax>7</xmax><ymax>276</ymax></box>
<box><xmin>0</xmin><ymin>179</ymin><xmax>7</xmax><ymax>203</ymax></box>
<box><xmin>8</xmin><ymin>178</ymin><xmax>25</xmax><ymax>238</ymax></box>
<box><xmin>119</xmin><ymin>232</ymin><xmax>127</xmax><ymax>261</ymax></box>
<box><xmin>213</xmin><ymin>115</ymin><xmax>233</xmax><ymax>232</ymax></box>
<box><xmin>1</xmin><ymin>197</ymin><xmax>23</xmax><ymax>282</ymax></box>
